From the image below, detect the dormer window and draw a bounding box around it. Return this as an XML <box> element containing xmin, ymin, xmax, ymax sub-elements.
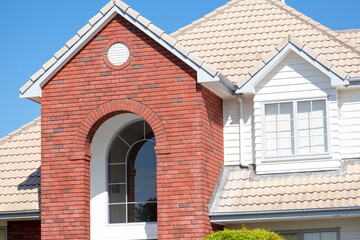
<box><xmin>263</xmin><ymin>99</ymin><xmax>328</xmax><ymax>159</ymax></box>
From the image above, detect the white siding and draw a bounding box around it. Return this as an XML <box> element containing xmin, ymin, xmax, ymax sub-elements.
<box><xmin>223</xmin><ymin>96</ymin><xmax>254</xmax><ymax>165</ymax></box>
<box><xmin>242</xmin><ymin>96</ymin><xmax>255</xmax><ymax>165</ymax></box>
<box><xmin>339</xmin><ymin>88</ymin><xmax>360</xmax><ymax>158</ymax></box>
<box><xmin>228</xmin><ymin>217</ymin><xmax>360</xmax><ymax>240</ymax></box>
<box><xmin>223</xmin><ymin>99</ymin><xmax>240</xmax><ymax>165</ymax></box>
<box><xmin>252</xmin><ymin>52</ymin><xmax>339</xmax><ymax>172</ymax></box>
<box><xmin>223</xmin><ymin>51</ymin><xmax>360</xmax><ymax>170</ymax></box>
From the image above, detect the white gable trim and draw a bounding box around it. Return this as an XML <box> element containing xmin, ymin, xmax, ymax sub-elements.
<box><xmin>21</xmin><ymin>5</ymin><xmax>236</xmax><ymax>100</ymax></box>
<box><xmin>236</xmin><ymin>43</ymin><xmax>349</xmax><ymax>94</ymax></box>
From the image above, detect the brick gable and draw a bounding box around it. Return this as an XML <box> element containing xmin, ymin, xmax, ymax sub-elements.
<box><xmin>41</xmin><ymin>14</ymin><xmax>223</xmax><ymax>240</ymax></box>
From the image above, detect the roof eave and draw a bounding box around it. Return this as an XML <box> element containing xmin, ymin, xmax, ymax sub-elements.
<box><xmin>0</xmin><ymin>210</ymin><xmax>40</xmax><ymax>221</ymax></box>
<box><xmin>20</xmin><ymin>2</ymin><xmax>234</xmax><ymax>101</ymax></box>
<box><xmin>236</xmin><ymin>42</ymin><xmax>349</xmax><ymax>95</ymax></box>
<box><xmin>210</xmin><ymin>207</ymin><xmax>360</xmax><ymax>224</ymax></box>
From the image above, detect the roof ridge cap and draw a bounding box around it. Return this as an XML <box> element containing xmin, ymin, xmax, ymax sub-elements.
<box><xmin>335</xmin><ymin>29</ymin><xmax>360</xmax><ymax>33</ymax></box>
<box><xmin>0</xmin><ymin>117</ymin><xmax>41</xmax><ymax>145</ymax></box>
<box><xmin>170</xmin><ymin>0</ymin><xmax>240</xmax><ymax>38</ymax></box>
<box><xmin>266</xmin><ymin>0</ymin><xmax>360</xmax><ymax>63</ymax></box>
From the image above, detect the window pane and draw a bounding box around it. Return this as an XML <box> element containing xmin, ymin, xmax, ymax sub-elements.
<box><xmin>109</xmin><ymin>184</ymin><xmax>126</xmax><ymax>203</ymax></box>
<box><xmin>0</xmin><ymin>229</ymin><xmax>5</xmax><ymax>240</ymax></box>
<box><xmin>127</xmin><ymin>202</ymin><xmax>157</xmax><ymax>223</ymax></box>
<box><xmin>298</xmin><ymin>136</ymin><xmax>311</xmax><ymax>154</ymax></box>
<box><xmin>144</xmin><ymin>121</ymin><xmax>154</xmax><ymax>139</ymax></box>
<box><xmin>265</xmin><ymin>102</ymin><xmax>294</xmax><ymax>156</ymax></box>
<box><xmin>133</xmin><ymin>139</ymin><xmax>157</xmax><ymax>202</ymax></box>
<box><xmin>304</xmin><ymin>232</ymin><xmax>320</xmax><ymax>240</ymax></box>
<box><xmin>109</xmin><ymin>204</ymin><xmax>126</xmax><ymax>223</ymax></box>
<box><xmin>312</xmin><ymin>100</ymin><xmax>326</xmax><ymax>119</ymax></box>
<box><xmin>265</xmin><ymin>103</ymin><xmax>278</xmax><ymax>122</ymax></box>
<box><xmin>320</xmin><ymin>232</ymin><xmax>337</xmax><ymax>240</ymax></box>
<box><xmin>279</xmin><ymin>102</ymin><xmax>293</xmax><ymax>121</ymax></box>
<box><xmin>120</xmin><ymin>121</ymin><xmax>145</xmax><ymax>146</ymax></box>
<box><xmin>281</xmin><ymin>233</ymin><xmax>299</xmax><ymax>240</ymax></box>
<box><xmin>109</xmin><ymin>137</ymin><xmax>129</xmax><ymax>164</ymax></box>
<box><xmin>108</xmin><ymin>164</ymin><xmax>126</xmax><ymax>183</ymax></box>
<box><xmin>298</xmin><ymin>101</ymin><xmax>311</xmax><ymax>119</ymax></box>
<box><xmin>297</xmin><ymin>100</ymin><xmax>327</xmax><ymax>154</ymax></box>
<box><xmin>108</xmin><ymin>119</ymin><xmax>157</xmax><ymax>224</ymax></box>
<box><xmin>278</xmin><ymin>138</ymin><xmax>294</xmax><ymax>155</ymax></box>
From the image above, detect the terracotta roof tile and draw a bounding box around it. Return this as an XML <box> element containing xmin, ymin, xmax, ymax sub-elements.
<box><xmin>211</xmin><ymin>161</ymin><xmax>360</xmax><ymax>213</ymax></box>
<box><xmin>172</xmin><ymin>0</ymin><xmax>360</xmax><ymax>86</ymax></box>
<box><xmin>336</xmin><ymin>29</ymin><xmax>360</xmax><ymax>46</ymax></box>
<box><xmin>0</xmin><ymin>118</ymin><xmax>40</xmax><ymax>214</ymax></box>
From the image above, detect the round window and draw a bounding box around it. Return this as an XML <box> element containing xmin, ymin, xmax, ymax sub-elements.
<box><xmin>107</xmin><ymin>43</ymin><xmax>130</xmax><ymax>66</ymax></box>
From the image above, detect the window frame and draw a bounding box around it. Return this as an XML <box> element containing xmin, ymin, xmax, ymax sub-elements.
<box><xmin>0</xmin><ymin>227</ymin><xmax>6</xmax><ymax>240</ymax></box>
<box><xmin>106</xmin><ymin>119</ymin><xmax>157</xmax><ymax>225</ymax></box>
<box><xmin>261</xmin><ymin>97</ymin><xmax>331</xmax><ymax>161</ymax></box>
<box><xmin>278</xmin><ymin>228</ymin><xmax>340</xmax><ymax>240</ymax></box>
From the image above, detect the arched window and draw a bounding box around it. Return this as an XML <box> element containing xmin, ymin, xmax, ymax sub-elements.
<box><xmin>107</xmin><ymin>120</ymin><xmax>157</xmax><ymax>223</ymax></box>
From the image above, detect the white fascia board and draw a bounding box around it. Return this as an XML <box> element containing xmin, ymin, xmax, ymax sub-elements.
<box><xmin>20</xmin><ymin>6</ymin><xmax>235</xmax><ymax>100</ymax></box>
<box><xmin>210</xmin><ymin>207</ymin><xmax>360</xmax><ymax>224</ymax></box>
<box><xmin>236</xmin><ymin>43</ymin><xmax>349</xmax><ymax>94</ymax></box>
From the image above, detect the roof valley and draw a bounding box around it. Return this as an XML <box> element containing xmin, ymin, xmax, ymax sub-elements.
<box><xmin>266</xmin><ymin>0</ymin><xmax>360</xmax><ymax>56</ymax></box>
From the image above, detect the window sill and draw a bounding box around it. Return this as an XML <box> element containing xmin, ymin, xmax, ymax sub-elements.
<box><xmin>92</xmin><ymin>221</ymin><xmax>157</xmax><ymax>239</ymax></box>
<box><xmin>256</xmin><ymin>157</ymin><xmax>340</xmax><ymax>175</ymax></box>
<box><xmin>262</xmin><ymin>153</ymin><xmax>332</xmax><ymax>163</ymax></box>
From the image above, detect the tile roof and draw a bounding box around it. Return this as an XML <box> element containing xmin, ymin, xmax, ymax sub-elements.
<box><xmin>336</xmin><ymin>29</ymin><xmax>360</xmax><ymax>47</ymax></box>
<box><xmin>0</xmin><ymin>118</ymin><xmax>41</xmax><ymax>214</ymax></box>
<box><xmin>210</xmin><ymin>161</ymin><xmax>360</xmax><ymax>214</ymax></box>
<box><xmin>171</xmin><ymin>0</ymin><xmax>360</xmax><ymax>86</ymax></box>
<box><xmin>19</xmin><ymin>0</ymin><xmax>219</xmax><ymax>97</ymax></box>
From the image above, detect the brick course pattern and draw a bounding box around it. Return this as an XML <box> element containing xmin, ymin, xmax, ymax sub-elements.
<box><xmin>7</xmin><ymin>220</ymin><xmax>41</xmax><ymax>240</ymax></box>
<box><xmin>41</xmin><ymin>14</ymin><xmax>223</xmax><ymax>240</ymax></box>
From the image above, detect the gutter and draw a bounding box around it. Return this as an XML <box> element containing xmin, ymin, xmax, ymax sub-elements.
<box><xmin>348</xmin><ymin>76</ymin><xmax>360</xmax><ymax>81</ymax></box>
<box><xmin>216</xmin><ymin>73</ymin><xmax>238</xmax><ymax>92</ymax></box>
<box><xmin>0</xmin><ymin>210</ymin><xmax>40</xmax><ymax>220</ymax></box>
<box><xmin>210</xmin><ymin>207</ymin><xmax>360</xmax><ymax>223</ymax></box>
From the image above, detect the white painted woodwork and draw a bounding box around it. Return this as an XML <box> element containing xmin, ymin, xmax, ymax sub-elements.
<box><xmin>339</xmin><ymin>88</ymin><xmax>360</xmax><ymax>158</ymax></box>
<box><xmin>107</xmin><ymin>43</ymin><xmax>130</xmax><ymax>66</ymax></box>
<box><xmin>228</xmin><ymin>217</ymin><xmax>360</xmax><ymax>240</ymax></box>
<box><xmin>223</xmin><ymin>99</ymin><xmax>241</xmax><ymax>165</ymax></box>
<box><xmin>254</xmin><ymin>52</ymin><xmax>340</xmax><ymax>173</ymax></box>
<box><xmin>223</xmin><ymin>51</ymin><xmax>347</xmax><ymax>173</ymax></box>
<box><xmin>90</xmin><ymin>114</ymin><xmax>157</xmax><ymax>240</ymax></box>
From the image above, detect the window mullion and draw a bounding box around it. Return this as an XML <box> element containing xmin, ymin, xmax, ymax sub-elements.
<box><xmin>294</xmin><ymin>100</ymin><xmax>299</xmax><ymax>156</ymax></box>
<box><xmin>125</xmin><ymin>151</ymin><xmax>128</xmax><ymax>223</ymax></box>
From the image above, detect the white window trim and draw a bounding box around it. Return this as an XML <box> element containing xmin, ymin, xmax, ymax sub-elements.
<box><xmin>90</xmin><ymin>113</ymin><xmax>157</xmax><ymax>240</ymax></box>
<box><xmin>106</xmin><ymin>119</ymin><xmax>157</xmax><ymax>224</ymax></box>
<box><xmin>260</xmin><ymin>97</ymin><xmax>332</xmax><ymax>162</ymax></box>
<box><xmin>278</xmin><ymin>228</ymin><xmax>340</xmax><ymax>240</ymax></box>
<box><xmin>0</xmin><ymin>226</ymin><xmax>6</xmax><ymax>240</ymax></box>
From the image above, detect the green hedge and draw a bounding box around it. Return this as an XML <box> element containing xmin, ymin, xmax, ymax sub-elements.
<box><xmin>204</xmin><ymin>228</ymin><xmax>285</xmax><ymax>240</ymax></box>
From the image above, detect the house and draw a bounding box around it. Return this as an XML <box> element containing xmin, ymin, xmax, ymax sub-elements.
<box><xmin>1</xmin><ymin>0</ymin><xmax>360</xmax><ymax>239</ymax></box>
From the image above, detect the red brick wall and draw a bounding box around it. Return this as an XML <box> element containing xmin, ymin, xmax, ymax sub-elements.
<box><xmin>41</xmin><ymin>14</ymin><xmax>223</xmax><ymax>240</ymax></box>
<box><xmin>7</xmin><ymin>220</ymin><xmax>41</xmax><ymax>240</ymax></box>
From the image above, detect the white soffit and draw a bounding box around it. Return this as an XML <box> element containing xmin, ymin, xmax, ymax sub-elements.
<box><xmin>237</xmin><ymin>43</ymin><xmax>350</xmax><ymax>94</ymax></box>
<box><xmin>20</xmin><ymin>2</ymin><xmax>236</xmax><ymax>100</ymax></box>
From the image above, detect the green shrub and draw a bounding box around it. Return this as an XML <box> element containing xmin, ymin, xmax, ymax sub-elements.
<box><xmin>204</xmin><ymin>227</ymin><xmax>285</xmax><ymax>240</ymax></box>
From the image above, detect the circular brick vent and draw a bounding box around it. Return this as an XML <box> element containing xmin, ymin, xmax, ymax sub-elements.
<box><xmin>107</xmin><ymin>43</ymin><xmax>130</xmax><ymax>66</ymax></box>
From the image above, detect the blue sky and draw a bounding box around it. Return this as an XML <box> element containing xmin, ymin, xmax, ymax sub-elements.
<box><xmin>0</xmin><ymin>0</ymin><xmax>359</xmax><ymax>138</ymax></box>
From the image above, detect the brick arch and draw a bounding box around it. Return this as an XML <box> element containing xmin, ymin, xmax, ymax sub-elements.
<box><xmin>71</xmin><ymin>99</ymin><xmax>168</xmax><ymax>161</ymax></box>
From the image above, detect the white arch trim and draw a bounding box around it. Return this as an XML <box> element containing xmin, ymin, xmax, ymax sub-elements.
<box><xmin>90</xmin><ymin>113</ymin><xmax>157</xmax><ymax>240</ymax></box>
